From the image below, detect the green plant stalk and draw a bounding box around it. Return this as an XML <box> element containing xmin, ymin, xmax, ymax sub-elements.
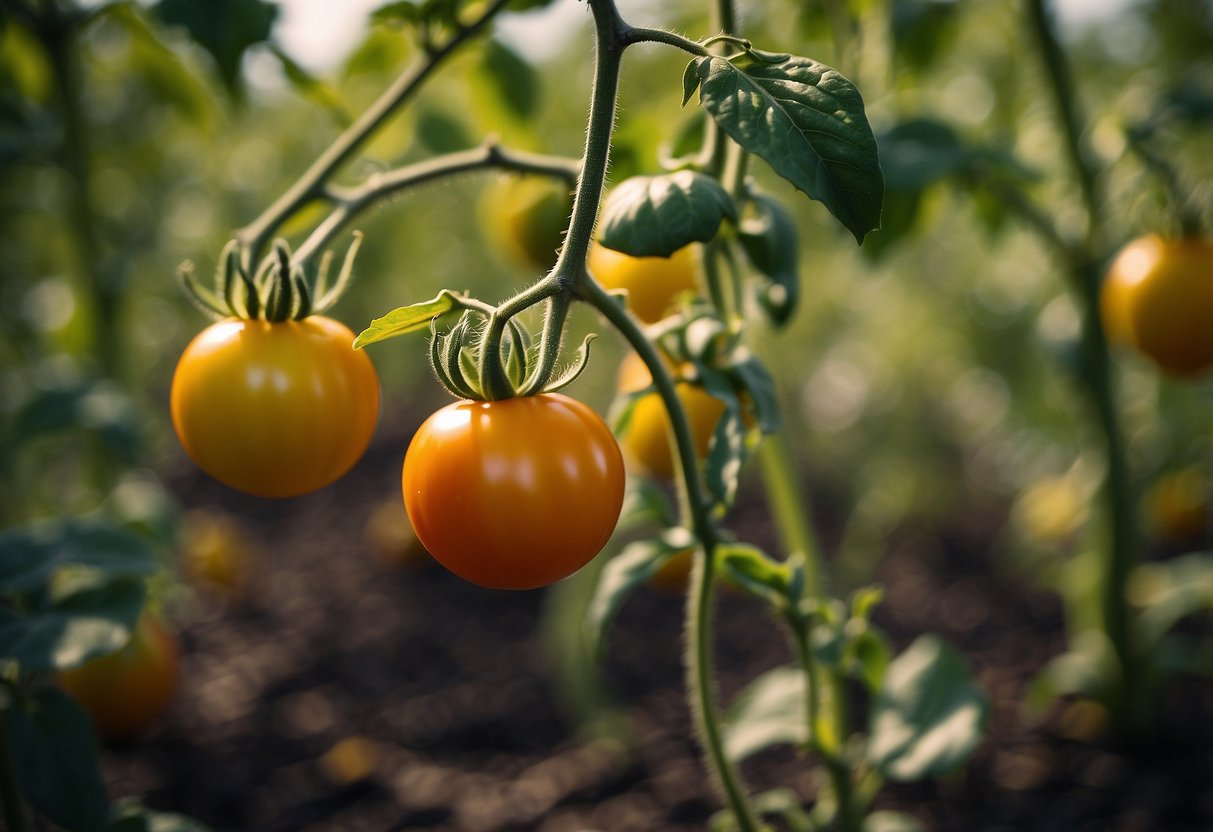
<box><xmin>1027</xmin><ymin>0</ymin><xmax>1137</xmax><ymax>724</ymax></box>
<box><xmin>0</xmin><ymin>707</ymin><xmax>27</xmax><ymax>832</ymax></box>
<box><xmin>235</xmin><ymin>0</ymin><xmax>515</xmax><ymax>265</ymax></box>
<box><xmin>294</xmin><ymin>143</ymin><xmax>581</xmax><ymax>263</ymax></box>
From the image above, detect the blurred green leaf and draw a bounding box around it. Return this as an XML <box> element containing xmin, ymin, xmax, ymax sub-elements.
<box><xmin>737</xmin><ymin>192</ymin><xmax>800</xmax><ymax>326</ymax></box>
<box><xmin>8</xmin><ymin>377</ymin><xmax>142</xmax><ymax>462</ymax></box>
<box><xmin>108</xmin><ymin>799</ymin><xmax>213</xmax><ymax>832</ymax></box>
<box><xmin>723</xmin><ymin>666</ymin><xmax>808</xmax><ymax>762</ymax></box>
<box><xmin>718</xmin><ymin>542</ymin><xmax>789</xmax><ymax>606</ymax></box>
<box><xmin>585</xmin><ymin>528</ymin><xmax>695</xmax><ymax>656</ymax></box>
<box><xmin>864</xmin><ymin>810</ymin><xmax>926</xmax><ymax>832</ymax></box>
<box><xmin>1131</xmin><ymin>552</ymin><xmax>1213</xmax><ymax>649</ymax></box>
<box><xmin>0</xmin><ymin>518</ymin><xmax>158</xmax><ymax>593</ymax></box>
<box><xmin>415</xmin><ymin>105</ymin><xmax>473</xmax><ymax>153</ymax></box>
<box><xmin>867</xmin><ymin>635</ymin><xmax>986</xmax><ymax>780</ymax></box>
<box><xmin>0</xmin><ymin>574</ymin><xmax>145</xmax><ymax>671</ymax></box>
<box><xmin>725</xmin><ymin>352</ymin><xmax>781</xmax><ymax>434</ymax></box>
<box><xmin>686</xmin><ymin>52</ymin><xmax>883</xmax><ymax>244</ymax></box>
<box><xmin>598</xmin><ymin>172</ymin><xmax>736</xmax><ymax>258</ymax></box>
<box><xmin>154</xmin><ymin>0</ymin><xmax>278</xmax><ymax>95</ymax></box>
<box><xmin>270</xmin><ymin>46</ymin><xmax>352</xmax><ymax>127</ymax></box>
<box><xmin>6</xmin><ymin>686</ymin><xmax>109</xmax><ymax>832</ymax></box>
<box><xmin>878</xmin><ymin>118</ymin><xmax>966</xmax><ymax>191</ymax></box>
<box><xmin>478</xmin><ymin>39</ymin><xmax>538</xmax><ymax>119</ymax></box>
<box><xmin>1027</xmin><ymin>630</ymin><xmax>1117</xmax><ymax>713</ymax></box>
<box><xmin>699</xmin><ymin>366</ymin><xmax>746</xmax><ymax>510</ymax></box>
<box><xmin>890</xmin><ymin>0</ymin><xmax>960</xmax><ymax>71</ymax></box>
<box><xmin>354</xmin><ymin>290</ymin><xmax>464</xmax><ymax>348</ymax></box>
<box><xmin>617</xmin><ymin>478</ymin><xmax>676</xmax><ymax>532</ymax></box>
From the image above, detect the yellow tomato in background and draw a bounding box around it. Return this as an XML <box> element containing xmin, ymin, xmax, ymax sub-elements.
<box><xmin>588</xmin><ymin>243</ymin><xmax>701</xmax><ymax>324</ymax></box>
<box><xmin>1144</xmin><ymin>467</ymin><xmax>1208</xmax><ymax>541</ymax></box>
<box><xmin>480</xmin><ymin>176</ymin><xmax>573</xmax><ymax>272</ymax></box>
<box><xmin>180</xmin><ymin>508</ymin><xmax>252</xmax><ymax>594</ymax></box>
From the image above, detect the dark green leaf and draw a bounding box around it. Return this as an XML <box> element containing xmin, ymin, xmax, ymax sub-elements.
<box><xmin>354</xmin><ymin>290</ymin><xmax>464</xmax><ymax>348</ymax></box>
<box><xmin>154</xmin><ymin>0</ymin><xmax>278</xmax><ymax>95</ymax></box>
<box><xmin>7</xmin><ymin>687</ymin><xmax>109</xmax><ymax>832</ymax></box>
<box><xmin>0</xmin><ymin>519</ymin><xmax>158</xmax><ymax>593</ymax></box>
<box><xmin>737</xmin><ymin>192</ymin><xmax>800</xmax><ymax>326</ymax></box>
<box><xmin>725</xmin><ymin>352</ymin><xmax>780</xmax><ymax>434</ymax></box>
<box><xmin>890</xmin><ymin>0</ymin><xmax>960</xmax><ymax>71</ymax></box>
<box><xmin>699</xmin><ymin>367</ymin><xmax>745</xmax><ymax>510</ymax></box>
<box><xmin>688</xmin><ymin>53</ymin><xmax>883</xmax><ymax>243</ymax></box>
<box><xmin>859</xmin><ymin>189</ymin><xmax>923</xmax><ymax>261</ymax></box>
<box><xmin>480</xmin><ymin>39</ymin><xmax>538</xmax><ymax>118</ymax></box>
<box><xmin>598</xmin><ymin>172</ymin><xmax>737</xmax><ymax>258</ymax></box>
<box><xmin>0</xmin><ymin>575</ymin><xmax>145</xmax><ymax>671</ymax></box>
<box><xmin>271</xmin><ymin>46</ymin><xmax>352</xmax><ymax>127</ymax></box>
<box><xmin>9</xmin><ymin>378</ymin><xmax>142</xmax><ymax>462</ymax></box>
<box><xmin>867</xmin><ymin>636</ymin><xmax>987</xmax><ymax>780</ymax></box>
<box><xmin>723</xmin><ymin>666</ymin><xmax>808</xmax><ymax>762</ymax></box>
<box><xmin>878</xmin><ymin>118</ymin><xmax>967</xmax><ymax>191</ymax></box>
<box><xmin>586</xmin><ymin>529</ymin><xmax>695</xmax><ymax>656</ymax></box>
<box><xmin>415</xmin><ymin>106</ymin><xmax>473</xmax><ymax>154</ymax></box>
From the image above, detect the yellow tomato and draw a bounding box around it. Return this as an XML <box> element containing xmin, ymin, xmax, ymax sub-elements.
<box><xmin>480</xmin><ymin>177</ymin><xmax>573</xmax><ymax>272</ymax></box>
<box><xmin>617</xmin><ymin>352</ymin><xmax>725</xmax><ymax>480</ymax></box>
<box><xmin>180</xmin><ymin>508</ymin><xmax>252</xmax><ymax>594</ymax></box>
<box><xmin>587</xmin><ymin>243</ymin><xmax>700</xmax><ymax>324</ymax></box>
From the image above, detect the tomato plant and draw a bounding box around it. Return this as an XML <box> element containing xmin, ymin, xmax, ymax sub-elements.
<box><xmin>1102</xmin><ymin>235</ymin><xmax>1213</xmax><ymax>376</ymax></box>
<box><xmin>616</xmin><ymin>351</ymin><xmax>724</xmax><ymax>479</ymax></box>
<box><xmin>587</xmin><ymin>242</ymin><xmax>701</xmax><ymax>323</ymax></box>
<box><xmin>402</xmin><ymin>393</ymin><xmax>625</xmax><ymax>590</ymax></box>
<box><xmin>57</xmin><ymin>614</ymin><xmax>181</xmax><ymax>742</ymax></box>
<box><xmin>170</xmin><ymin>316</ymin><xmax>380</xmax><ymax>498</ymax></box>
<box><xmin>480</xmin><ymin>176</ymin><xmax>574</xmax><ymax>272</ymax></box>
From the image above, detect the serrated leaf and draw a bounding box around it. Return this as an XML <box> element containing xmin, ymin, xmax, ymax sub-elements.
<box><xmin>355</xmin><ymin>291</ymin><xmax>463</xmax><ymax>348</ymax></box>
<box><xmin>6</xmin><ymin>687</ymin><xmax>109</xmax><ymax>832</ymax></box>
<box><xmin>723</xmin><ymin>666</ymin><xmax>808</xmax><ymax>762</ymax></box>
<box><xmin>738</xmin><ymin>192</ymin><xmax>800</xmax><ymax>326</ymax></box>
<box><xmin>598</xmin><ymin>172</ymin><xmax>737</xmax><ymax>258</ymax></box>
<box><xmin>0</xmin><ymin>575</ymin><xmax>145</xmax><ymax>671</ymax></box>
<box><xmin>689</xmin><ymin>53</ymin><xmax>883</xmax><ymax>243</ymax></box>
<box><xmin>0</xmin><ymin>519</ymin><xmax>158</xmax><ymax>594</ymax></box>
<box><xmin>480</xmin><ymin>39</ymin><xmax>538</xmax><ymax>119</ymax></box>
<box><xmin>867</xmin><ymin>636</ymin><xmax>987</xmax><ymax>780</ymax></box>
<box><xmin>586</xmin><ymin>529</ymin><xmax>695</xmax><ymax>656</ymax></box>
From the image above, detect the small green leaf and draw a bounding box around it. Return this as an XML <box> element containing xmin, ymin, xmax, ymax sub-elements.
<box><xmin>737</xmin><ymin>192</ymin><xmax>800</xmax><ymax>326</ymax></box>
<box><xmin>864</xmin><ymin>810</ymin><xmax>926</xmax><ymax>832</ymax></box>
<box><xmin>1131</xmin><ymin>552</ymin><xmax>1213</xmax><ymax>648</ymax></box>
<box><xmin>890</xmin><ymin>0</ymin><xmax>960</xmax><ymax>71</ymax></box>
<box><xmin>598</xmin><ymin>172</ymin><xmax>737</xmax><ymax>258</ymax></box>
<box><xmin>698</xmin><ymin>367</ymin><xmax>745</xmax><ymax>510</ymax></box>
<box><xmin>718</xmin><ymin>543</ymin><xmax>789</xmax><ymax>605</ymax></box>
<box><xmin>541</xmin><ymin>334</ymin><xmax>596</xmax><ymax>393</ymax></box>
<box><xmin>689</xmin><ymin>53</ymin><xmax>883</xmax><ymax>243</ymax></box>
<box><xmin>849</xmin><ymin>628</ymin><xmax>891</xmax><ymax>693</ymax></box>
<box><xmin>725</xmin><ymin>352</ymin><xmax>780</xmax><ymax>434</ymax></box>
<box><xmin>0</xmin><ymin>575</ymin><xmax>145</xmax><ymax>671</ymax></box>
<box><xmin>479</xmin><ymin>39</ymin><xmax>538</xmax><ymax>119</ymax></box>
<box><xmin>7</xmin><ymin>687</ymin><xmax>109</xmax><ymax>832</ymax></box>
<box><xmin>723</xmin><ymin>666</ymin><xmax>808</xmax><ymax>762</ymax></box>
<box><xmin>681</xmin><ymin>59</ymin><xmax>702</xmax><ymax>106</ymax></box>
<box><xmin>1026</xmin><ymin>630</ymin><xmax>1118</xmax><ymax>713</ymax></box>
<box><xmin>153</xmin><ymin>0</ymin><xmax>278</xmax><ymax>95</ymax></box>
<box><xmin>355</xmin><ymin>290</ymin><xmax>464</xmax><ymax>348</ymax></box>
<box><xmin>0</xmin><ymin>519</ymin><xmax>158</xmax><ymax>594</ymax></box>
<box><xmin>867</xmin><ymin>636</ymin><xmax>987</xmax><ymax>781</ymax></box>
<box><xmin>586</xmin><ymin>529</ymin><xmax>695</xmax><ymax>656</ymax></box>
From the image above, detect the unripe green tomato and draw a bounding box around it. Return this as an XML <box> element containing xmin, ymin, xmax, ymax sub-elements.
<box><xmin>480</xmin><ymin>177</ymin><xmax>573</xmax><ymax>272</ymax></box>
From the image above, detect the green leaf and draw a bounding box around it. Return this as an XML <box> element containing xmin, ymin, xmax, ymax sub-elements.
<box><xmin>1026</xmin><ymin>630</ymin><xmax>1118</xmax><ymax>713</ymax></box>
<box><xmin>725</xmin><ymin>352</ymin><xmax>781</xmax><ymax>434</ymax></box>
<box><xmin>354</xmin><ymin>290</ymin><xmax>464</xmax><ymax>348</ymax></box>
<box><xmin>585</xmin><ymin>528</ymin><xmax>695</xmax><ymax>656</ymax></box>
<box><xmin>1131</xmin><ymin>552</ymin><xmax>1213</xmax><ymax>648</ymax></box>
<box><xmin>154</xmin><ymin>0</ymin><xmax>278</xmax><ymax>95</ymax></box>
<box><xmin>541</xmin><ymin>334</ymin><xmax>596</xmax><ymax>394</ymax></box>
<box><xmin>0</xmin><ymin>575</ymin><xmax>146</xmax><ymax>671</ymax></box>
<box><xmin>6</xmin><ymin>686</ymin><xmax>109</xmax><ymax>832</ymax></box>
<box><xmin>415</xmin><ymin>105</ymin><xmax>474</xmax><ymax>154</ymax></box>
<box><xmin>108</xmin><ymin>799</ymin><xmax>213</xmax><ymax>832</ymax></box>
<box><xmin>0</xmin><ymin>518</ymin><xmax>158</xmax><ymax>594</ymax></box>
<box><xmin>718</xmin><ymin>543</ymin><xmax>789</xmax><ymax>605</ymax></box>
<box><xmin>867</xmin><ymin>635</ymin><xmax>987</xmax><ymax>781</ymax></box>
<box><xmin>699</xmin><ymin>366</ymin><xmax>746</xmax><ymax>510</ymax></box>
<box><xmin>479</xmin><ymin>39</ymin><xmax>538</xmax><ymax>119</ymax></box>
<box><xmin>270</xmin><ymin>46</ymin><xmax>353</xmax><ymax>127</ymax></box>
<box><xmin>617</xmin><ymin>478</ymin><xmax>677</xmax><ymax>531</ymax></box>
<box><xmin>9</xmin><ymin>378</ymin><xmax>142</xmax><ymax>462</ymax></box>
<box><xmin>688</xmin><ymin>53</ymin><xmax>883</xmax><ymax>243</ymax></box>
<box><xmin>737</xmin><ymin>192</ymin><xmax>800</xmax><ymax>326</ymax></box>
<box><xmin>864</xmin><ymin>810</ymin><xmax>926</xmax><ymax>832</ymax></box>
<box><xmin>877</xmin><ymin>118</ymin><xmax>967</xmax><ymax>191</ymax></box>
<box><xmin>723</xmin><ymin>666</ymin><xmax>808</xmax><ymax>762</ymax></box>
<box><xmin>849</xmin><ymin>628</ymin><xmax>891</xmax><ymax>693</ymax></box>
<box><xmin>890</xmin><ymin>0</ymin><xmax>960</xmax><ymax>71</ymax></box>
<box><xmin>598</xmin><ymin>172</ymin><xmax>737</xmax><ymax>258</ymax></box>
<box><xmin>371</xmin><ymin>1</ymin><xmax>424</xmax><ymax>26</ymax></box>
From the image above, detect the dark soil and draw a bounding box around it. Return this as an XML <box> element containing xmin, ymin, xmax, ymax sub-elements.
<box><xmin>101</xmin><ymin>417</ymin><xmax>1213</xmax><ymax>832</ymax></box>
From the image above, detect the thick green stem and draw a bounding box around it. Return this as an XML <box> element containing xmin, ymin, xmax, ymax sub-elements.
<box><xmin>0</xmin><ymin>708</ymin><xmax>27</xmax><ymax>832</ymax></box>
<box><xmin>235</xmin><ymin>0</ymin><xmax>514</xmax><ymax>264</ymax></box>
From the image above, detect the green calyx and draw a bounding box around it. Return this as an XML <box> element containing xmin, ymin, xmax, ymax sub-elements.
<box><xmin>428</xmin><ymin>308</ymin><xmax>594</xmax><ymax>402</ymax></box>
<box><xmin>176</xmin><ymin>234</ymin><xmax>363</xmax><ymax>322</ymax></box>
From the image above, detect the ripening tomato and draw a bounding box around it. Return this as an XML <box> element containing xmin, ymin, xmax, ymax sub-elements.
<box><xmin>480</xmin><ymin>177</ymin><xmax>573</xmax><ymax>272</ymax></box>
<box><xmin>180</xmin><ymin>508</ymin><xmax>252</xmax><ymax>594</ymax></box>
<box><xmin>617</xmin><ymin>351</ymin><xmax>725</xmax><ymax>480</ymax></box>
<box><xmin>402</xmin><ymin>393</ymin><xmax>625</xmax><ymax>590</ymax></box>
<box><xmin>171</xmin><ymin>316</ymin><xmax>380</xmax><ymax>498</ymax></box>
<box><xmin>1101</xmin><ymin>235</ymin><xmax>1213</xmax><ymax>375</ymax></box>
<box><xmin>587</xmin><ymin>242</ymin><xmax>700</xmax><ymax>323</ymax></box>
<box><xmin>58</xmin><ymin>614</ymin><xmax>181</xmax><ymax>741</ymax></box>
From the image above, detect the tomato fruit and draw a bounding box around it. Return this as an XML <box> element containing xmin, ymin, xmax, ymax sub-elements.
<box><xmin>1144</xmin><ymin>467</ymin><xmax>1207</xmax><ymax>541</ymax></box>
<box><xmin>587</xmin><ymin>243</ymin><xmax>700</xmax><ymax>323</ymax></box>
<box><xmin>58</xmin><ymin>615</ymin><xmax>181</xmax><ymax>741</ymax></box>
<box><xmin>402</xmin><ymin>393</ymin><xmax>625</xmax><ymax>590</ymax></box>
<box><xmin>617</xmin><ymin>351</ymin><xmax>725</xmax><ymax>480</ymax></box>
<box><xmin>480</xmin><ymin>177</ymin><xmax>573</xmax><ymax>272</ymax></box>
<box><xmin>1101</xmin><ymin>235</ymin><xmax>1213</xmax><ymax>375</ymax></box>
<box><xmin>171</xmin><ymin>316</ymin><xmax>380</xmax><ymax>498</ymax></box>
<box><xmin>180</xmin><ymin>508</ymin><xmax>252</xmax><ymax>594</ymax></box>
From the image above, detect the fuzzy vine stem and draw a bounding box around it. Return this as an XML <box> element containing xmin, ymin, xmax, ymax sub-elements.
<box><xmin>234</xmin><ymin>0</ymin><xmax>515</xmax><ymax>267</ymax></box>
<box><xmin>1027</xmin><ymin>0</ymin><xmax>1138</xmax><ymax>729</ymax></box>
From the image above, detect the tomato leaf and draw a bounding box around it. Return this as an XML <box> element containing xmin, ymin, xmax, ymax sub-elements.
<box><xmin>270</xmin><ymin>46</ymin><xmax>353</xmax><ymax>127</ymax></box>
<box><xmin>867</xmin><ymin>636</ymin><xmax>987</xmax><ymax>780</ymax></box>
<box><xmin>0</xmin><ymin>518</ymin><xmax>158</xmax><ymax>594</ymax></box>
<box><xmin>598</xmin><ymin>172</ymin><xmax>737</xmax><ymax>258</ymax></box>
<box><xmin>718</xmin><ymin>543</ymin><xmax>789</xmax><ymax>608</ymax></box>
<box><xmin>725</xmin><ymin>351</ymin><xmax>781</xmax><ymax>434</ymax></box>
<box><xmin>585</xmin><ymin>529</ymin><xmax>695</xmax><ymax>657</ymax></box>
<box><xmin>108</xmin><ymin>799</ymin><xmax>213</xmax><ymax>832</ymax></box>
<box><xmin>479</xmin><ymin>39</ymin><xmax>538</xmax><ymax>119</ymax></box>
<box><xmin>0</xmin><ymin>574</ymin><xmax>146</xmax><ymax>671</ymax></box>
<box><xmin>6</xmin><ymin>687</ymin><xmax>110</xmax><ymax>832</ymax></box>
<box><xmin>541</xmin><ymin>334</ymin><xmax>596</xmax><ymax>394</ymax></box>
<box><xmin>723</xmin><ymin>666</ymin><xmax>808</xmax><ymax>762</ymax></box>
<box><xmin>699</xmin><ymin>367</ymin><xmax>746</xmax><ymax>510</ymax></box>
<box><xmin>686</xmin><ymin>53</ymin><xmax>883</xmax><ymax>243</ymax></box>
<box><xmin>153</xmin><ymin>0</ymin><xmax>277</xmax><ymax>96</ymax></box>
<box><xmin>737</xmin><ymin>192</ymin><xmax>800</xmax><ymax>326</ymax></box>
<box><xmin>354</xmin><ymin>290</ymin><xmax>465</xmax><ymax>348</ymax></box>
